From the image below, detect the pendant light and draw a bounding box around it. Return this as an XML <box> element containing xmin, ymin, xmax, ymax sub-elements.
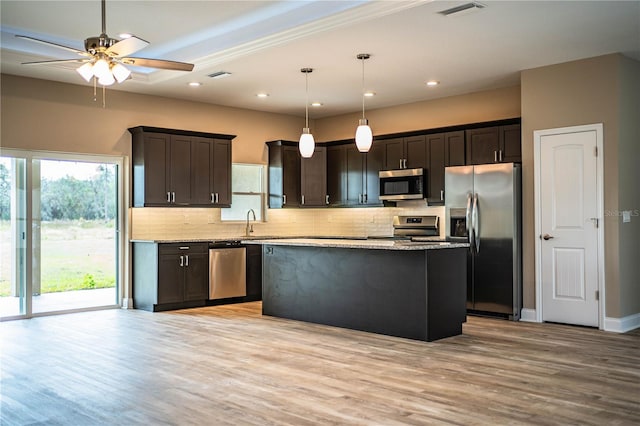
<box><xmin>355</xmin><ymin>53</ymin><xmax>373</xmax><ymax>152</ymax></box>
<box><xmin>299</xmin><ymin>68</ymin><xmax>315</xmax><ymax>158</ymax></box>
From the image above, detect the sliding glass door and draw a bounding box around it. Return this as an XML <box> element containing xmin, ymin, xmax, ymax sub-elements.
<box><xmin>0</xmin><ymin>151</ymin><xmax>123</xmax><ymax>320</ymax></box>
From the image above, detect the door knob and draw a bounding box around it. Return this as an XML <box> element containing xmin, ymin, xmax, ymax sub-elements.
<box><xmin>542</xmin><ymin>234</ymin><xmax>554</xmax><ymax>240</ymax></box>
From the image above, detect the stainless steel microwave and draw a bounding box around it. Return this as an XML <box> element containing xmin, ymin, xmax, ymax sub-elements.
<box><xmin>378</xmin><ymin>168</ymin><xmax>427</xmax><ymax>200</ymax></box>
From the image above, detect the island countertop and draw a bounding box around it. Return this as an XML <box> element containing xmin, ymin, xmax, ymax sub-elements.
<box><xmin>242</xmin><ymin>238</ymin><xmax>469</xmax><ymax>251</ymax></box>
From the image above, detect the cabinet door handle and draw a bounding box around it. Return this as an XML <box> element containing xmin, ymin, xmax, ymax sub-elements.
<box><xmin>179</xmin><ymin>255</ymin><xmax>184</xmax><ymax>267</ymax></box>
<box><xmin>283</xmin><ymin>194</ymin><xmax>287</xmax><ymax>205</ymax></box>
<box><xmin>172</xmin><ymin>192</ymin><xmax>176</xmax><ymax>203</ymax></box>
<box><xmin>494</xmin><ymin>151</ymin><xmax>498</xmax><ymax>162</ymax></box>
<box><xmin>166</xmin><ymin>192</ymin><xmax>171</xmax><ymax>203</ymax></box>
<box><xmin>404</xmin><ymin>159</ymin><xmax>408</xmax><ymax>169</ymax></box>
<box><xmin>440</xmin><ymin>190</ymin><xmax>444</xmax><ymax>201</ymax></box>
<box><xmin>499</xmin><ymin>150</ymin><xmax>504</xmax><ymax>162</ymax></box>
<box><xmin>364</xmin><ymin>193</ymin><xmax>368</xmax><ymax>203</ymax></box>
<box><xmin>210</xmin><ymin>193</ymin><xmax>215</xmax><ymax>203</ymax></box>
<box><xmin>185</xmin><ymin>255</ymin><xmax>189</xmax><ymax>267</ymax></box>
<box><xmin>301</xmin><ymin>195</ymin><xmax>305</xmax><ymax>205</ymax></box>
<box><xmin>326</xmin><ymin>195</ymin><xmax>330</xmax><ymax>205</ymax></box>
<box><xmin>359</xmin><ymin>194</ymin><xmax>363</xmax><ymax>203</ymax></box>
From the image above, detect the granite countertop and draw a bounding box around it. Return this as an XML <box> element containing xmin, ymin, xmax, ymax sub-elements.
<box><xmin>241</xmin><ymin>238</ymin><xmax>469</xmax><ymax>251</ymax></box>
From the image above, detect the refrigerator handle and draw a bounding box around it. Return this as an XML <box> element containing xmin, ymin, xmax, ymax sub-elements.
<box><xmin>466</xmin><ymin>193</ymin><xmax>474</xmax><ymax>253</ymax></box>
<box><xmin>472</xmin><ymin>193</ymin><xmax>480</xmax><ymax>253</ymax></box>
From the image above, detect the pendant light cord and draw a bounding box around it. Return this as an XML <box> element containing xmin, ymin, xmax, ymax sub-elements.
<box><xmin>361</xmin><ymin>56</ymin><xmax>366</xmax><ymax>120</ymax></box>
<box><xmin>305</xmin><ymin>71</ymin><xmax>309</xmax><ymax>128</ymax></box>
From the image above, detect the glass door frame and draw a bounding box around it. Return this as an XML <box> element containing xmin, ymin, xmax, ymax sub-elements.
<box><xmin>0</xmin><ymin>148</ymin><xmax>126</xmax><ymax>320</ymax></box>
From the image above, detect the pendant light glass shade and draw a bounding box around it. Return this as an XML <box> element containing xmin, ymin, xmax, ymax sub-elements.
<box><xmin>299</xmin><ymin>128</ymin><xmax>315</xmax><ymax>158</ymax></box>
<box><xmin>355</xmin><ymin>118</ymin><xmax>373</xmax><ymax>152</ymax></box>
<box><xmin>299</xmin><ymin>68</ymin><xmax>315</xmax><ymax>158</ymax></box>
<box><xmin>354</xmin><ymin>53</ymin><xmax>373</xmax><ymax>153</ymax></box>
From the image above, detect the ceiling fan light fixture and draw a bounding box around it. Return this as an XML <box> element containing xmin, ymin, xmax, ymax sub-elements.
<box><xmin>111</xmin><ymin>62</ymin><xmax>131</xmax><ymax>83</ymax></box>
<box><xmin>92</xmin><ymin>58</ymin><xmax>110</xmax><ymax>79</ymax></box>
<box><xmin>76</xmin><ymin>62</ymin><xmax>94</xmax><ymax>82</ymax></box>
<box><xmin>98</xmin><ymin>72</ymin><xmax>115</xmax><ymax>86</ymax></box>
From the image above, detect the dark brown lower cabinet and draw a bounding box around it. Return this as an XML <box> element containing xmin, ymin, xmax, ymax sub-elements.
<box><xmin>134</xmin><ymin>242</ymin><xmax>208</xmax><ymax>312</ymax></box>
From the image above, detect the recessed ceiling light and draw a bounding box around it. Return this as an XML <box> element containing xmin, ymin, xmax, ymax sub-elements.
<box><xmin>311</xmin><ymin>102</ymin><xmax>323</xmax><ymax>107</ymax></box>
<box><xmin>256</xmin><ymin>93</ymin><xmax>269</xmax><ymax>98</ymax></box>
<box><xmin>364</xmin><ymin>91</ymin><xmax>375</xmax><ymax>97</ymax></box>
<box><xmin>119</xmin><ymin>33</ymin><xmax>133</xmax><ymax>39</ymax></box>
<box><xmin>188</xmin><ymin>82</ymin><xmax>202</xmax><ymax>87</ymax></box>
<box><xmin>426</xmin><ymin>80</ymin><xmax>440</xmax><ymax>87</ymax></box>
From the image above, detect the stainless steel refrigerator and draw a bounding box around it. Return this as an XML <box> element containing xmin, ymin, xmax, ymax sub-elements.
<box><xmin>445</xmin><ymin>163</ymin><xmax>522</xmax><ymax>320</ymax></box>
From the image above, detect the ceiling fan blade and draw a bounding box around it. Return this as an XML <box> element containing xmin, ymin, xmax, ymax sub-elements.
<box><xmin>15</xmin><ymin>35</ymin><xmax>89</xmax><ymax>56</ymax></box>
<box><xmin>22</xmin><ymin>58</ymin><xmax>90</xmax><ymax>65</ymax></box>
<box><xmin>105</xmin><ymin>36</ymin><xmax>149</xmax><ymax>58</ymax></box>
<box><xmin>121</xmin><ymin>57</ymin><xmax>194</xmax><ymax>72</ymax></box>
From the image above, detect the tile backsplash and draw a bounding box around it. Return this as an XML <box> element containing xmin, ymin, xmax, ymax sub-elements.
<box><xmin>130</xmin><ymin>204</ymin><xmax>446</xmax><ymax>241</ymax></box>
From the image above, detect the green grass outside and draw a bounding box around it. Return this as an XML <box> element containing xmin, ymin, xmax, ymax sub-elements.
<box><xmin>0</xmin><ymin>220</ymin><xmax>116</xmax><ymax>297</ymax></box>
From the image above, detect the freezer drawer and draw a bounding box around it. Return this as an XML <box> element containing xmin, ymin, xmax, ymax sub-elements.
<box><xmin>209</xmin><ymin>247</ymin><xmax>247</xmax><ymax>299</ymax></box>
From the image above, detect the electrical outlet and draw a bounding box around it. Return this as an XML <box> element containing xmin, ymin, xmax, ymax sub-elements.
<box><xmin>623</xmin><ymin>210</ymin><xmax>631</xmax><ymax>223</ymax></box>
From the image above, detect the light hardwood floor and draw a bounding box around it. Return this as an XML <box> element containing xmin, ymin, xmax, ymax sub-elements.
<box><xmin>1</xmin><ymin>302</ymin><xmax>639</xmax><ymax>425</ymax></box>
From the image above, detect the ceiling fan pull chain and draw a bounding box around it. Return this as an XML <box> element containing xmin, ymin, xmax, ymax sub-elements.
<box><xmin>102</xmin><ymin>85</ymin><xmax>106</xmax><ymax>108</ymax></box>
<box><xmin>93</xmin><ymin>77</ymin><xmax>97</xmax><ymax>103</ymax></box>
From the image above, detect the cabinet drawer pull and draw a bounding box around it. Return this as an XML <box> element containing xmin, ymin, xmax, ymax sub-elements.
<box><xmin>179</xmin><ymin>246</ymin><xmax>189</xmax><ymax>250</ymax></box>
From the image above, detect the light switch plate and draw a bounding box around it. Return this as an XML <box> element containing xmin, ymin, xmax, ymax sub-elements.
<box><xmin>623</xmin><ymin>210</ymin><xmax>631</xmax><ymax>223</ymax></box>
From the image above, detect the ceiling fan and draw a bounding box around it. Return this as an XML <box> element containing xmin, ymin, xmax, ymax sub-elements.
<box><xmin>16</xmin><ymin>0</ymin><xmax>194</xmax><ymax>87</ymax></box>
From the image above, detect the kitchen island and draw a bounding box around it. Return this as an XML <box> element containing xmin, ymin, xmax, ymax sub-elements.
<box><xmin>243</xmin><ymin>238</ymin><xmax>469</xmax><ymax>341</ymax></box>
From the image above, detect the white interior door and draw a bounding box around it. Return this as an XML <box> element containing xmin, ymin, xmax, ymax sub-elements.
<box><xmin>536</xmin><ymin>125</ymin><xmax>601</xmax><ymax>327</ymax></box>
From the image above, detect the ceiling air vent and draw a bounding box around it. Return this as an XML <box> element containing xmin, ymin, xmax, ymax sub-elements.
<box><xmin>208</xmin><ymin>71</ymin><xmax>232</xmax><ymax>79</ymax></box>
<box><xmin>438</xmin><ymin>2</ymin><xmax>486</xmax><ymax>16</ymax></box>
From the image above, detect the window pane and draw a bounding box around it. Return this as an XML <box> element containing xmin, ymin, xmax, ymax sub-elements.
<box><xmin>221</xmin><ymin>194</ymin><xmax>263</xmax><ymax>221</ymax></box>
<box><xmin>232</xmin><ymin>164</ymin><xmax>262</xmax><ymax>193</ymax></box>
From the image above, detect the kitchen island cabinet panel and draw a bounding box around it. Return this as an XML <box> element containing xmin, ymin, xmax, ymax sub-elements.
<box><xmin>261</xmin><ymin>243</ymin><xmax>467</xmax><ymax>341</ymax></box>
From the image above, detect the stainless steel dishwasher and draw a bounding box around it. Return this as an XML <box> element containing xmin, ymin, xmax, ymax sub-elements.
<box><xmin>209</xmin><ymin>241</ymin><xmax>247</xmax><ymax>300</ymax></box>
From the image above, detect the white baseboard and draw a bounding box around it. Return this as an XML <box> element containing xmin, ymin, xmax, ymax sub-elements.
<box><xmin>121</xmin><ymin>298</ymin><xmax>134</xmax><ymax>309</ymax></box>
<box><xmin>604</xmin><ymin>313</ymin><xmax>640</xmax><ymax>333</ymax></box>
<box><xmin>520</xmin><ymin>308</ymin><xmax>538</xmax><ymax>322</ymax></box>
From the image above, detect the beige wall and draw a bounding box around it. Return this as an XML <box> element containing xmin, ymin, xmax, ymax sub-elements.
<box><xmin>521</xmin><ymin>53</ymin><xmax>640</xmax><ymax>319</ymax></box>
<box><xmin>0</xmin><ymin>74</ymin><xmax>304</xmax><ymax>164</ymax></box>
<box><xmin>315</xmin><ymin>85</ymin><xmax>521</xmax><ymax>141</ymax></box>
<box><xmin>617</xmin><ymin>56</ymin><xmax>640</xmax><ymax>317</ymax></box>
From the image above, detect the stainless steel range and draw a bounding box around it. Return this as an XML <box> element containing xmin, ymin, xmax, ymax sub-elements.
<box><xmin>366</xmin><ymin>215</ymin><xmax>441</xmax><ymax>241</ymax></box>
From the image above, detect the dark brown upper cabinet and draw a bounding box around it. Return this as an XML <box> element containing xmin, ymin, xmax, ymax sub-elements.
<box><xmin>327</xmin><ymin>142</ymin><xmax>383</xmax><ymax>207</ymax></box>
<box><xmin>380</xmin><ymin>135</ymin><xmax>428</xmax><ymax>170</ymax></box>
<box><xmin>267</xmin><ymin>141</ymin><xmax>327</xmax><ymax>208</ymax></box>
<box><xmin>130</xmin><ymin>126</ymin><xmax>234</xmax><ymax>207</ymax></box>
<box><xmin>300</xmin><ymin>146</ymin><xmax>328</xmax><ymax>207</ymax></box>
<box><xmin>424</xmin><ymin>131</ymin><xmax>465</xmax><ymax>205</ymax></box>
<box><xmin>466</xmin><ymin>124</ymin><xmax>521</xmax><ymax>165</ymax></box>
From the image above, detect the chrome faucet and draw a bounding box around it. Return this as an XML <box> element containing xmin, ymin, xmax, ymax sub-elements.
<box><xmin>246</xmin><ymin>209</ymin><xmax>256</xmax><ymax>236</ymax></box>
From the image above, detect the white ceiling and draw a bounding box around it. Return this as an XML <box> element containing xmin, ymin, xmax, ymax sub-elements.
<box><xmin>1</xmin><ymin>1</ymin><xmax>639</xmax><ymax>119</ymax></box>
